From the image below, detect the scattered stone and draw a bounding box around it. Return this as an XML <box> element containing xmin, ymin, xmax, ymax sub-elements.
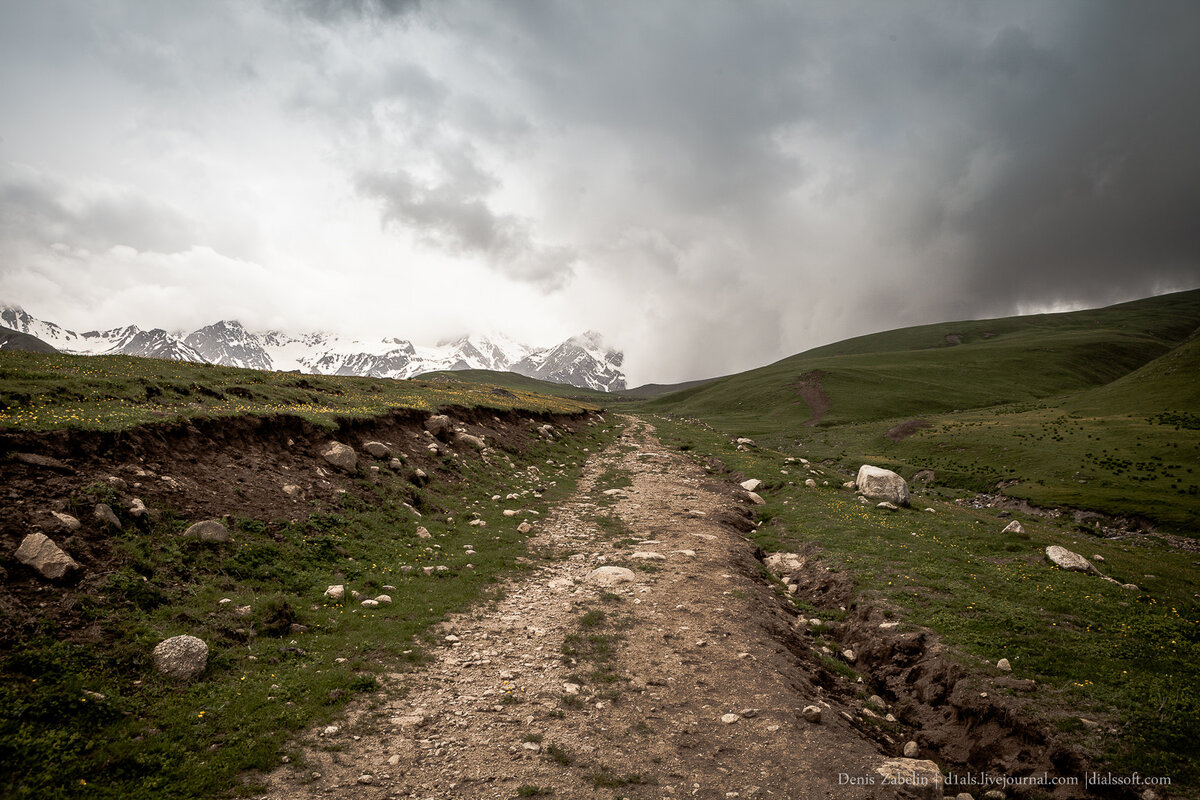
<box><xmin>746</xmin><ymin>492</ymin><xmax>766</xmax><ymax>505</ymax></box>
<box><xmin>903</xmin><ymin>740</ymin><xmax>919</xmax><ymax>758</ymax></box>
<box><xmin>458</xmin><ymin>433</ymin><xmax>485</xmax><ymax>450</ymax></box>
<box><xmin>740</xmin><ymin>479</ymin><xmax>763</xmax><ymax>492</ymax></box>
<box><xmin>874</xmin><ymin>758</ymin><xmax>943</xmax><ymax>800</ymax></box>
<box><xmin>93</xmin><ymin>503</ymin><xmax>121</xmax><ymax>529</ymax></box>
<box><xmin>563</xmin><ymin>682</ymin><xmax>581</xmax><ymax>695</ymax></box>
<box><xmin>423</xmin><ymin>566</ymin><xmax>435</xmax><ymax>575</ymax></box>
<box><xmin>320</xmin><ymin>441</ymin><xmax>357</xmax><ymax>471</ymax></box>
<box><xmin>362</xmin><ymin>441</ymin><xmax>390</xmax><ymax>458</ymax></box>
<box><xmin>324</xmin><ymin>585</ymin><xmax>345</xmax><ymax>601</ymax></box>
<box><xmin>151</xmin><ymin>635</ymin><xmax>208</xmax><ymax>680</ymax></box>
<box><xmin>517</xmin><ymin>522</ymin><xmax>533</xmax><ymax>534</ymax></box>
<box><xmin>416</xmin><ymin>526</ymin><xmax>432</xmax><ymax>539</ymax></box>
<box><xmin>522</xmin><ymin>741</ymin><xmax>541</xmax><ymax>752</ymax></box>
<box><xmin>997</xmin><ymin>658</ymin><xmax>1012</xmax><ymax>672</ymax></box>
<box><xmin>856</xmin><ymin>465</ymin><xmax>910</xmax><ymax>506</ymax></box>
<box><xmin>282</xmin><ymin>484</ymin><xmax>302</xmax><ymax>498</ymax></box>
<box><xmin>15</xmin><ymin>533</ymin><xmax>81</xmax><ymax>580</ymax></box>
<box><xmin>867</xmin><ymin>695</ymin><xmax>886</xmax><ymax>708</ymax></box>
<box><xmin>361</xmin><ymin>599</ymin><xmax>380</xmax><ymax>608</ymax></box>
<box><xmin>805</xmin><ymin>478</ymin><xmax>817</xmax><ymax>488</ymax></box>
<box><xmin>802</xmin><ymin>705</ymin><xmax>822</xmax><ymax>723</ymax></box>
<box><xmin>185</xmin><ymin>520</ymin><xmax>230</xmax><ymax>543</ymax></box>
<box><xmin>585</xmin><ymin>566</ymin><xmax>637</xmax><ymax>587</ymax></box>
<box><xmin>13</xmin><ymin>452</ymin><xmax>72</xmax><ymax>471</ymax></box>
<box><xmin>389</xmin><ymin>457</ymin><xmax>404</xmax><ymax>469</ymax></box>
<box><xmin>424</xmin><ymin>414</ymin><xmax>453</xmax><ymax>439</ymax></box>
<box><xmin>49</xmin><ymin>511</ymin><xmax>81</xmax><ymax>532</ymax></box>
<box><xmin>721</xmin><ymin>713</ymin><xmax>740</xmax><ymax>724</ymax></box>
<box><xmin>1092</xmin><ymin>554</ymin><xmax>1105</xmax><ymax>562</ymax></box>
<box><xmin>631</xmin><ymin>551</ymin><xmax>666</xmax><ymax>561</ymax></box>
<box><xmin>1001</xmin><ymin>520</ymin><xmax>1024</xmax><ymax>534</ymax></box>
<box><xmin>357</xmin><ymin>774</ymin><xmax>375</xmax><ymax>785</ymax></box>
<box><xmin>876</xmin><ymin>501</ymin><xmax>899</xmax><ymax>511</ymax></box>
<box><xmin>1045</xmin><ymin>545</ymin><xmax>1096</xmax><ymax>574</ymax></box>
<box><xmin>106</xmin><ymin>475</ymin><xmax>128</xmax><ymax>491</ymax></box>
<box><xmin>128</xmin><ymin>498</ymin><xmax>149</xmax><ymax>519</ymax></box>
<box><xmin>735</xmin><ymin>437</ymin><xmax>754</xmax><ymax>446</ymax></box>
<box><xmin>842</xmin><ymin>649</ymin><xmax>857</xmax><ymax>663</ymax></box>
<box><xmin>375</xmin><ymin>595</ymin><xmax>392</xmax><ymax>604</ymax></box>
<box><xmin>503</xmin><ymin>509</ymin><xmax>518</xmax><ymax>517</ymax></box>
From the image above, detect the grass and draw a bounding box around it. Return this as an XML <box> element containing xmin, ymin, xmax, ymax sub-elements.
<box><xmin>0</xmin><ymin>350</ymin><xmax>598</xmax><ymax>431</ymax></box>
<box><xmin>651</xmin><ymin>415</ymin><xmax>1200</xmax><ymax>789</ymax></box>
<box><xmin>0</xmin><ymin>359</ymin><xmax>621</xmax><ymax>798</ymax></box>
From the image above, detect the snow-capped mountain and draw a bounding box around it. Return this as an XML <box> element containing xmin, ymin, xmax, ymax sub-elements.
<box><xmin>511</xmin><ymin>331</ymin><xmax>626</xmax><ymax>392</ymax></box>
<box><xmin>0</xmin><ymin>304</ymin><xmax>627</xmax><ymax>391</ymax></box>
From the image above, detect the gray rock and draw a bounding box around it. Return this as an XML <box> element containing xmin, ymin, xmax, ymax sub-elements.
<box><xmin>106</xmin><ymin>475</ymin><xmax>129</xmax><ymax>491</ymax></box>
<box><xmin>997</xmin><ymin>658</ymin><xmax>1012</xmax><ymax>671</ymax></box>
<box><xmin>585</xmin><ymin>566</ymin><xmax>636</xmax><ymax>587</ymax></box>
<box><xmin>1045</xmin><ymin>545</ymin><xmax>1096</xmax><ymax>574</ymax></box>
<box><xmin>93</xmin><ymin>503</ymin><xmax>121</xmax><ymax>529</ymax></box>
<box><xmin>389</xmin><ymin>457</ymin><xmax>404</xmax><ymax>469</ymax></box>
<box><xmin>764</xmin><ymin>552</ymin><xmax>806</xmax><ymax>579</ymax></box>
<box><xmin>49</xmin><ymin>511</ymin><xmax>81</xmax><ymax>532</ymax></box>
<box><xmin>458</xmin><ymin>433</ymin><xmax>485</xmax><ymax>450</ymax></box>
<box><xmin>746</xmin><ymin>491</ymin><xmax>766</xmax><ymax>505</ymax></box>
<box><xmin>721</xmin><ymin>713</ymin><xmax>740</xmax><ymax>724</ymax></box>
<box><xmin>282</xmin><ymin>484</ymin><xmax>302</xmax><ymax>498</ymax></box>
<box><xmin>128</xmin><ymin>498</ymin><xmax>149</xmax><ymax>519</ymax></box>
<box><xmin>320</xmin><ymin>441</ymin><xmax>357</xmax><ymax>471</ymax></box>
<box><xmin>630</xmin><ymin>551</ymin><xmax>666</xmax><ymax>561</ymax></box>
<box><xmin>416</xmin><ymin>526</ymin><xmax>432</xmax><ymax>539</ymax></box>
<box><xmin>152</xmin><ymin>635</ymin><xmax>208</xmax><ymax>680</ymax></box>
<box><xmin>362</xmin><ymin>441</ymin><xmax>390</xmax><ymax>458</ymax></box>
<box><xmin>740</xmin><ymin>479</ymin><xmax>763</xmax><ymax>492</ymax></box>
<box><xmin>15</xmin><ymin>533</ymin><xmax>81</xmax><ymax>580</ymax></box>
<box><xmin>517</xmin><ymin>522</ymin><xmax>533</xmax><ymax>534</ymax></box>
<box><xmin>805</xmin><ymin>478</ymin><xmax>817</xmax><ymax>488</ymax></box>
<box><xmin>324</xmin><ymin>584</ymin><xmax>345</xmax><ymax>601</ymax></box>
<box><xmin>1001</xmin><ymin>520</ymin><xmax>1024</xmax><ymax>534</ymax></box>
<box><xmin>14</xmin><ymin>452</ymin><xmax>73</xmax><ymax>471</ymax></box>
<box><xmin>802</xmin><ymin>705</ymin><xmax>822</xmax><ymax>723</ymax></box>
<box><xmin>903</xmin><ymin>740</ymin><xmax>919</xmax><ymax>757</ymax></box>
<box><xmin>874</xmin><ymin>758</ymin><xmax>943</xmax><ymax>800</ymax></box>
<box><xmin>856</xmin><ymin>465</ymin><xmax>910</xmax><ymax>506</ymax></box>
<box><xmin>185</xmin><ymin>520</ymin><xmax>230</xmax><ymax>543</ymax></box>
<box><xmin>876</xmin><ymin>501</ymin><xmax>899</xmax><ymax>511</ymax></box>
<box><xmin>424</xmin><ymin>414</ymin><xmax>453</xmax><ymax>439</ymax></box>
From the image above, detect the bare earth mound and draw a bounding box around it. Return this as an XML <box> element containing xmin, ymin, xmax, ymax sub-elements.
<box><xmin>793</xmin><ymin>370</ymin><xmax>831</xmax><ymax>427</ymax></box>
<box><xmin>884</xmin><ymin>419</ymin><xmax>932</xmax><ymax>442</ymax></box>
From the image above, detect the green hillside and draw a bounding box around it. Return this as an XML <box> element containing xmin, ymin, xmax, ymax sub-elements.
<box><xmin>641</xmin><ymin>289</ymin><xmax>1200</xmax><ymax>531</ymax></box>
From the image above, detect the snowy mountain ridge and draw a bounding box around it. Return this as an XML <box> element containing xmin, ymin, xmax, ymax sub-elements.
<box><xmin>0</xmin><ymin>305</ymin><xmax>626</xmax><ymax>391</ymax></box>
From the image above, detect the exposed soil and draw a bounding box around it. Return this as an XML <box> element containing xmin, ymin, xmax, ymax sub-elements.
<box><xmin>885</xmin><ymin>420</ymin><xmax>932</xmax><ymax>442</ymax></box>
<box><xmin>0</xmin><ymin>407</ymin><xmax>586</xmax><ymax>649</ymax></box>
<box><xmin>793</xmin><ymin>371</ymin><xmax>831</xmax><ymax>427</ymax></box>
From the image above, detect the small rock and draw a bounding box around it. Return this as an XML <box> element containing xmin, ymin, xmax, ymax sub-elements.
<box><xmin>585</xmin><ymin>566</ymin><xmax>636</xmax><ymax>587</ymax></box>
<box><xmin>805</xmin><ymin>478</ymin><xmax>817</xmax><ymax>488</ymax></box>
<box><xmin>362</xmin><ymin>441</ymin><xmax>390</xmax><ymax>458</ymax></box>
<box><xmin>746</xmin><ymin>492</ymin><xmax>766</xmax><ymax>505</ymax></box>
<box><xmin>721</xmin><ymin>713</ymin><xmax>740</xmax><ymax>724</ymax></box>
<box><xmin>324</xmin><ymin>585</ymin><xmax>345</xmax><ymax>601</ymax></box>
<box><xmin>106</xmin><ymin>475</ymin><xmax>128</xmax><ymax>491</ymax></box>
<box><xmin>14</xmin><ymin>452</ymin><xmax>72</xmax><ymax>471</ymax></box>
<box><xmin>1045</xmin><ymin>545</ymin><xmax>1096</xmax><ymax>574</ymax></box>
<box><xmin>876</xmin><ymin>501</ymin><xmax>899</xmax><ymax>511</ymax></box>
<box><xmin>997</xmin><ymin>658</ymin><xmax>1012</xmax><ymax>672</ymax></box>
<box><xmin>1001</xmin><ymin>520</ymin><xmax>1024</xmax><ymax>534</ymax></box>
<box><xmin>903</xmin><ymin>740</ymin><xmax>919</xmax><ymax>757</ymax></box>
<box><xmin>15</xmin><ymin>533</ymin><xmax>81</xmax><ymax>580</ymax></box>
<box><xmin>185</xmin><ymin>520</ymin><xmax>230</xmax><ymax>543</ymax></box>
<box><xmin>802</xmin><ymin>705</ymin><xmax>822</xmax><ymax>723</ymax></box>
<box><xmin>842</xmin><ymin>649</ymin><xmax>857</xmax><ymax>663</ymax></box>
<box><xmin>503</xmin><ymin>509</ymin><xmax>518</xmax><ymax>517</ymax></box>
<box><xmin>357</xmin><ymin>774</ymin><xmax>375</xmax><ymax>785</ymax></box>
<box><xmin>282</xmin><ymin>484</ymin><xmax>302</xmax><ymax>498</ymax></box>
<box><xmin>522</xmin><ymin>741</ymin><xmax>541</xmax><ymax>752</ymax></box>
<box><xmin>389</xmin><ymin>457</ymin><xmax>404</xmax><ymax>469</ymax></box>
<box><xmin>128</xmin><ymin>498</ymin><xmax>149</xmax><ymax>519</ymax></box>
<box><xmin>459</xmin><ymin>433</ymin><xmax>485</xmax><ymax>450</ymax></box>
<box><xmin>517</xmin><ymin>522</ymin><xmax>533</xmax><ymax>534</ymax></box>
<box><xmin>49</xmin><ymin>511</ymin><xmax>82</xmax><ymax>532</ymax></box>
<box><xmin>740</xmin><ymin>479</ymin><xmax>763</xmax><ymax>492</ymax></box>
<box><xmin>563</xmin><ymin>682</ymin><xmax>581</xmax><ymax>695</ymax></box>
<box><xmin>93</xmin><ymin>503</ymin><xmax>121</xmax><ymax>529</ymax></box>
<box><xmin>416</xmin><ymin>526</ymin><xmax>432</xmax><ymax>539</ymax></box>
<box><xmin>631</xmin><ymin>551</ymin><xmax>666</xmax><ymax>561</ymax></box>
<box><xmin>361</xmin><ymin>599</ymin><xmax>380</xmax><ymax>608</ymax></box>
<box><xmin>320</xmin><ymin>441</ymin><xmax>357</xmax><ymax>471</ymax></box>
<box><xmin>375</xmin><ymin>595</ymin><xmax>392</xmax><ymax>604</ymax></box>
<box><xmin>151</xmin><ymin>635</ymin><xmax>208</xmax><ymax>680</ymax></box>
<box><xmin>1092</xmin><ymin>554</ymin><xmax>1105</xmax><ymax>562</ymax></box>
<box><xmin>424</xmin><ymin>414</ymin><xmax>452</xmax><ymax>439</ymax></box>
<box><xmin>874</xmin><ymin>758</ymin><xmax>943</xmax><ymax>800</ymax></box>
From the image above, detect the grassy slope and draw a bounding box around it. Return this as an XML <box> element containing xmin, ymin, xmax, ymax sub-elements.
<box><xmin>0</xmin><ymin>352</ymin><xmax>597</xmax><ymax>432</ymax></box>
<box><xmin>415</xmin><ymin>368</ymin><xmax>617</xmax><ymax>403</ymax></box>
<box><xmin>640</xmin><ymin>289</ymin><xmax>1200</xmax><ymax>531</ymax></box>
<box><xmin>653</xmin><ymin>416</ymin><xmax>1200</xmax><ymax>790</ymax></box>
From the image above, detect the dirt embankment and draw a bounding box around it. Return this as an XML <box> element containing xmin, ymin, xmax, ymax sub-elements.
<box><xmin>0</xmin><ymin>406</ymin><xmax>592</xmax><ymax>649</ymax></box>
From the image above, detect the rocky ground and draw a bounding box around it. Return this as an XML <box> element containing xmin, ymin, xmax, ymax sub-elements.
<box><xmin>258</xmin><ymin>418</ymin><xmax>940</xmax><ymax>800</ymax></box>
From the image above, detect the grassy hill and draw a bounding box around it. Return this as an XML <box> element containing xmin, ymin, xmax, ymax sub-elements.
<box><xmin>414</xmin><ymin>368</ymin><xmax>618</xmax><ymax>404</ymax></box>
<box><xmin>640</xmin><ymin>289</ymin><xmax>1200</xmax><ymax>531</ymax></box>
<box><xmin>0</xmin><ymin>352</ymin><xmax>598</xmax><ymax>432</ymax></box>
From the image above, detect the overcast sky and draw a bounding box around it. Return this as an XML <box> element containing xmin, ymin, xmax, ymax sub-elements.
<box><xmin>2</xmin><ymin>1</ymin><xmax>1198</xmax><ymax>385</ymax></box>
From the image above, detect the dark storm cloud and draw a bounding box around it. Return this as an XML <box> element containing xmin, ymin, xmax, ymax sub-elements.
<box><xmin>289</xmin><ymin>0</ymin><xmax>421</xmax><ymax>24</ymax></box>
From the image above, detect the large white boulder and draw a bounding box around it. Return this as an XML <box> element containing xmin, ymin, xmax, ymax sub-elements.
<box><xmin>320</xmin><ymin>441</ymin><xmax>357</xmax><ymax>471</ymax></box>
<box><xmin>15</xmin><ymin>533</ymin><xmax>81</xmax><ymax>580</ymax></box>
<box><xmin>1045</xmin><ymin>545</ymin><xmax>1095</xmax><ymax>574</ymax></box>
<box><xmin>856</xmin><ymin>465</ymin><xmax>910</xmax><ymax>507</ymax></box>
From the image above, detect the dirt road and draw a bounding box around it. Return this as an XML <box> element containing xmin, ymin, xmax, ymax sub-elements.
<box><xmin>260</xmin><ymin>418</ymin><xmax>898</xmax><ymax>799</ymax></box>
